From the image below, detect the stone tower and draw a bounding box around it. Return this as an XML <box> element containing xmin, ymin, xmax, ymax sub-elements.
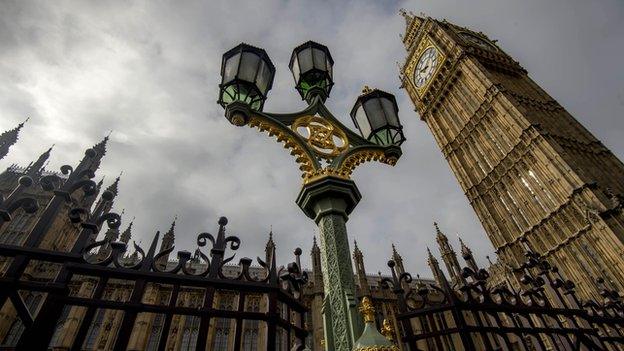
<box><xmin>400</xmin><ymin>11</ymin><xmax>624</xmax><ymax>297</ymax></box>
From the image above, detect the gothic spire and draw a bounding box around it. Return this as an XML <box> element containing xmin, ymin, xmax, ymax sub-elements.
<box><xmin>434</xmin><ymin>222</ymin><xmax>464</xmax><ymax>286</ymax></box>
<box><xmin>88</xmin><ymin>134</ymin><xmax>110</xmax><ymax>172</ymax></box>
<box><xmin>311</xmin><ymin>235</ymin><xmax>319</xmax><ymax>253</ymax></box>
<box><xmin>25</xmin><ymin>145</ymin><xmax>53</xmax><ymax>178</ymax></box>
<box><xmin>459</xmin><ymin>236</ymin><xmax>472</xmax><ymax>258</ymax></box>
<box><xmin>427</xmin><ymin>247</ymin><xmax>445</xmax><ymax>287</ymax></box>
<box><xmin>459</xmin><ymin>236</ymin><xmax>478</xmax><ymax>272</ymax></box>
<box><xmin>105</xmin><ymin>173</ymin><xmax>122</xmax><ymax>196</ymax></box>
<box><xmin>434</xmin><ymin>222</ymin><xmax>445</xmax><ymax>241</ymax></box>
<box><xmin>265</xmin><ymin>226</ymin><xmax>276</xmax><ymax>264</ymax></box>
<box><xmin>157</xmin><ymin>216</ymin><xmax>177</xmax><ymax>268</ymax></box>
<box><xmin>353</xmin><ymin>239</ymin><xmax>369</xmax><ymax>296</ymax></box>
<box><xmin>353</xmin><ymin>239</ymin><xmax>362</xmax><ymax>257</ymax></box>
<box><xmin>91</xmin><ymin>134</ymin><xmax>109</xmax><ymax>157</ymax></box>
<box><xmin>0</xmin><ymin>118</ymin><xmax>28</xmax><ymax>160</ymax></box>
<box><xmin>120</xmin><ymin>217</ymin><xmax>134</xmax><ymax>244</ymax></box>
<box><xmin>391</xmin><ymin>243</ymin><xmax>406</xmax><ymax>275</ymax></box>
<box><xmin>163</xmin><ymin>216</ymin><xmax>176</xmax><ymax>244</ymax></box>
<box><xmin>310</xmin><ymin>234</ymin><xmax>323</xmax><ymax>291</ymax></box>
<box><xmin>427</xmin><ymin>247</ymin><xmax>438</xmax><ymax>265</ymax></box>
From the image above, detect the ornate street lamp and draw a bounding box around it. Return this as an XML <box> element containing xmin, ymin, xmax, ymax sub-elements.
<box><xmin>289</xmin><ymin>41</ymin><xmax>334</xmax><ymax>102</ymax></box>
<box><xmin>350</xmin><ymin>87</ymin><xmax>406</xmax><ymax>146</ymax></box>
<box><xmin>219</xmin><ymin>41</ymin><xmax>406</xmax><ymax>351</ymax></box>
<box><xmin>218</xmin><ymin>43</ymin><xmax>275</xmax><ymax>123</ymax></box>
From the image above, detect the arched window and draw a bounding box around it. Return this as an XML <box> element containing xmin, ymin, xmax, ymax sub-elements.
<box><xmin>242</xmin><ymin>296</ymin><xmax>261</xmax><ymax>351</ymax></box>
<box><xmin>180</xmin><ymin>315</ymin><xmax>199</xmax><ymax>350</ymax></box>
<box><xmin>48</xmin><ymin>306</ymin><xmax>71</xmax><ymax>348</ymax></box>
<box><xmin>145</xmin><ymin>314</ymin><xmax>163</xmax><ymax>351</ymax></box>
<box><xmin>213</xmin><ymin>293</ymin><xmax>235</xmax><ymax>350</ymax></box>
<box><xmin>2</xmin><ymin>319</ymin><xmax>25</xmax><ymax>346</ymax></box>
<box><xmin>83</xmin><ymin>309</ymin><xmax>105</xmax><ymax>350</ymax></box>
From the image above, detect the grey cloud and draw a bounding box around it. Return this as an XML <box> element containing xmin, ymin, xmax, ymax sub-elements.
<box><xmin>0</xmin><ymin>0</ymin><xmax>622</xmax><ymax>277</ymax></box>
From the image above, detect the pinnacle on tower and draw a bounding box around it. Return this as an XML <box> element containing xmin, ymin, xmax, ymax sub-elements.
<box><xmin>105</xmin><ymin>173</ymin><xmax>122</xmax><ymax>196</ymax></box>
<box><xmin>265</xmin><ymin>226</ymin><xmax>276</xmax><ymax>264</ymax></box>
<box><xmin>426</xmin><ymin>247</ymin><xmax>438</xmax><ymax>265</ymax></box>
<box><xmin>158</xmin><ymin>216</ymin><xmax>177</xmax><ymax>267</ymax></box>
<box><xmin>0</xmin><ymin>118</ymin><xmax>28</xmax><ymax>160</ymax></box>
<box><xmin>163</xmin><ymin>216</ymin><xmax>176</xmax><ymax>243</ymax></box>
<box><xmin>120</xmin><ymin>217</ymin><xmax>134</xmax><ymax>244</ymax></box>
<box><xmin>25</xmin><ymin>145</ymin><xmax>53</xmax><ymax>178</ymax></box>
<box><xmin>87</xmin><ymin>134</ymin><xmax>110</xmax><ymax>173</ymax></box>
<box><xmin>434</xmin><ymin>221</ymin><xmax>445</xmax><ymax>240</ymax></box>
<box><xmin>353</xmin><ymin>239</ymin><xmax>362</xmax><ymax>257</ymax></box>
<box><xmin>433</xmin><ymin>222</ymin><xmax>464</xmax><ymax>285</ymax></box>
<box><xmin>91</xmin><ymin>134</ymin><xmax>110</xmax><ymax>157</ymax></box>
<box><xmin>391</xmin><ymin>243</ymin><xmax>404</xmax><ymax>262</ymax></box>
<box><xmin>459</xmin><ymin>236</ymin><xmax>472</xmax><ymax>258</ymax></box>
<box><xmin>266</xmin><ymin>226</ymin><xmax>275</xmax><ymax>250</ymax></box>
<box><xmin>311</xmin><ymin>235</ymin><xmax>319</xmax><ymax>252</ymax></box>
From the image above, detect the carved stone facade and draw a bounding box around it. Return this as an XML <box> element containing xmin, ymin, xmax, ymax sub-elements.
<box><xmin>0</xmin><ymin>137</ymin><xmax>442</xmax><ymax>350</ymax></box>
<box><xmin>400</xmin><ymin>11</ymin><xmax>624</xmax><ymax>299</ymax></box>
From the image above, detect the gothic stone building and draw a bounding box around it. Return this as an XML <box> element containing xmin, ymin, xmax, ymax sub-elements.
<box><xmin>0</xmin><ymin>122</ymin><xmax>462</xmax><ymax>350</ymax></box>
<box><xmin>400</xmin><ymin>11</ymin><xmax>624</xmax><ymax>298</ymax></box>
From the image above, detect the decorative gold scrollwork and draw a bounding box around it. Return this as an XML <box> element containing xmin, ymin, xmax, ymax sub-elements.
<box><xmin>247</xmin><ymin>115</ymin><xmax>317</xmax><ymax>179</ymax></box>
<box><xmin>338</xmin><ymin>149</ymin><xmax>398</xmax><ymax>178</ymax></box>
<box><xmin>292</xmin><ymin>115</ymin><xmax>348</xmax><ymax>158</ymax></box>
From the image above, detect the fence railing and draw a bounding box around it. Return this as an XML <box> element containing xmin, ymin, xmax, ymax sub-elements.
<box><xmin>383</xmin><ymin>250</ymin><xmax>624</xmax><ymax>351</ymax></box>
<box><xmin>0</xmin><ymin>147</ymin><xmax>308</xmax><ymax>350</ymax></box>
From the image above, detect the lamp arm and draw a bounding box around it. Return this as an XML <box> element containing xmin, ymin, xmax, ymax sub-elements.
<box><xmin>331</xmin><ymin>145</ymin><xmax>402</xmax><ymax>178</ymax></box>
<box><xmin>245</xmin><ymin>111</ymin><xmax>322</xmax><ymax>179</ymax></box>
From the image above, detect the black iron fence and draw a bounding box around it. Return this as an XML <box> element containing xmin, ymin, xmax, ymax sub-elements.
<box><xmin>383</xmin><ymin>249</ymin><xmax>624</xmax><ymax>351</ymax></box>
<box><xmin>0</xmin><ymin>145</ymin><xmax>308</xmax><ymax>350</ymax></box>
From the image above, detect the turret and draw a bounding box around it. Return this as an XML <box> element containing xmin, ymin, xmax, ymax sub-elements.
<box><xmin>353</xmin><ymin>240</ymin><xmax>370</xmax><ymax>296</ymax></box>
<box><xmin>459</xmin><ymin>237</ymin><xmax>478</xmax><ymax>272</ymax></box>
<box><xmin>399</xmin><ymin>8</ymin><xmax>425</xmax><ymax>51</ymax></box>
<box><xmin>427</xmin><ymin>247</ymin><xmax>445</xmax><ymax>287</ymax></box>
<box><xmin>25</xmin><ymin>146</ymin><xmax>53</xmax><ymax>179</ymax></box>
<box><xmin>0</xmin><ymin>118</ymin><xmax>28</xmax><ymax>160</ymax></box>
<box><xmin>157</xmin><ymin>216</ymin><xmax>176</xmax><ymax>267</ymax></box>
<box><xmin>93</xmin><ymin>175</ymin><xmax>120</xmax><ymax>215</ymax></box>
<box><xmin>120</xmin><ymin>218</ymin><xmax>134</xmax><ymax>244</ymax></box>
<box><xmin>311</xmin><ymin>236</ymin><xmax>323</xmax><ymax>291</ymax></box>
<box><xmin>391</xmin><ymin>243</ymin><xmax>406</xmax><ymax>276</ymax></box>
<box><xmin>87</xmin><ymin>134</ymin><xmax>109</xmax><ymax>173</ymax></box>
<box><xmin>434</xmin><ymin>222</ymin><xmax>464</xmax><ymax>286</ymax></box>
<box><xmin>265</xmin><ymin>227</ymin><xmax>275</xmax><ymax>265</ymax></box>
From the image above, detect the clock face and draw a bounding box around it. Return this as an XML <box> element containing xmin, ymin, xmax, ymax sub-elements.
<box><xmin>413</xmin><ymin>46</ymin><xmax>439</xmax><ymax>89</ymax></box>
<box><xmin>460</xmin><ymin>32</ymin><xmax>496</xmax><ymax>51</ymax></box>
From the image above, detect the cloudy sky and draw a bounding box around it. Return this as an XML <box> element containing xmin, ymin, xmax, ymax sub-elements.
<box><xmin>1</xmin><ymin>0</ymin><xmax>623</xmax><ymax>278</ymax></box>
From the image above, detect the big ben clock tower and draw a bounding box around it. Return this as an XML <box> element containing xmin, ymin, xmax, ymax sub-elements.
<box><xmin>400</xmin><ymin>10</ymin><xmax>624</xmax><ymax>298</ymax></box>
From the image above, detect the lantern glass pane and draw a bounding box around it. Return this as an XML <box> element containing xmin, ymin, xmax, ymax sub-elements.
<box><xmin>223</xmin><ymin>53</ymin><xmax>240</xmax><ymax>84</ymax></box>
<box><xmin>355</xmin><ymin>106</ymin><xmax>372</xmax><ymax>138</ymax></box>
<box><xmin>363</xmin><ymin>99</ymin><xmax>385</xmax><ymax>130</ymax></box>
<box><xmin>256</xmin><ymin>61</ymin><xmax>272</xmax><ymax>94</ymax></box>
<box><xmin>373</xmin><ymin>129</ymin><xmax>393</xmax><ymax>146</ymax></box>
<box><xmin>291</xmin><ymin>57</ymin><xmax>300</xmax><ymax>83</ymax></box>
<box><xmin>327</xmin><ymin>57</ymin><xmax>333</xmax><ymax>78</ymax></box>
<box><xmin>297</xmin><ymin>48</ymin><xmax>313</xmax><ymax>73</ymax></box>
<box><xmin>381</xmin><ymin>98</ymin><xmax>399</xmax><ymax>127</ymax></box>
<box><xmin>312</xmin><ymin>48</ymin><xmax>326</xmax><ymax>71</ymax></box>
<box><xmin>239</xmin><ymin>52</ymin><xmax>261</xmax><ymax>82</ymax></box>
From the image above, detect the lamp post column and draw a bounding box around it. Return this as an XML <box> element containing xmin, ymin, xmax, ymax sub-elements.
<box><xmin>217</xmin><ymin>41</ymin><xmax>406</xmax><ymax>351</ymax></box>
<box><xmin>296</xmin><ymin>176</ymin><xmax>363</xmax><ymax>351</ymax></box>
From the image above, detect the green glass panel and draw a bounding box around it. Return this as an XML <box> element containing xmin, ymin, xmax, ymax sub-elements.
<box><xmin>221</xmin><ymin>84</ymin><xmax>263</xmax><ymax>111</ymax></box>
